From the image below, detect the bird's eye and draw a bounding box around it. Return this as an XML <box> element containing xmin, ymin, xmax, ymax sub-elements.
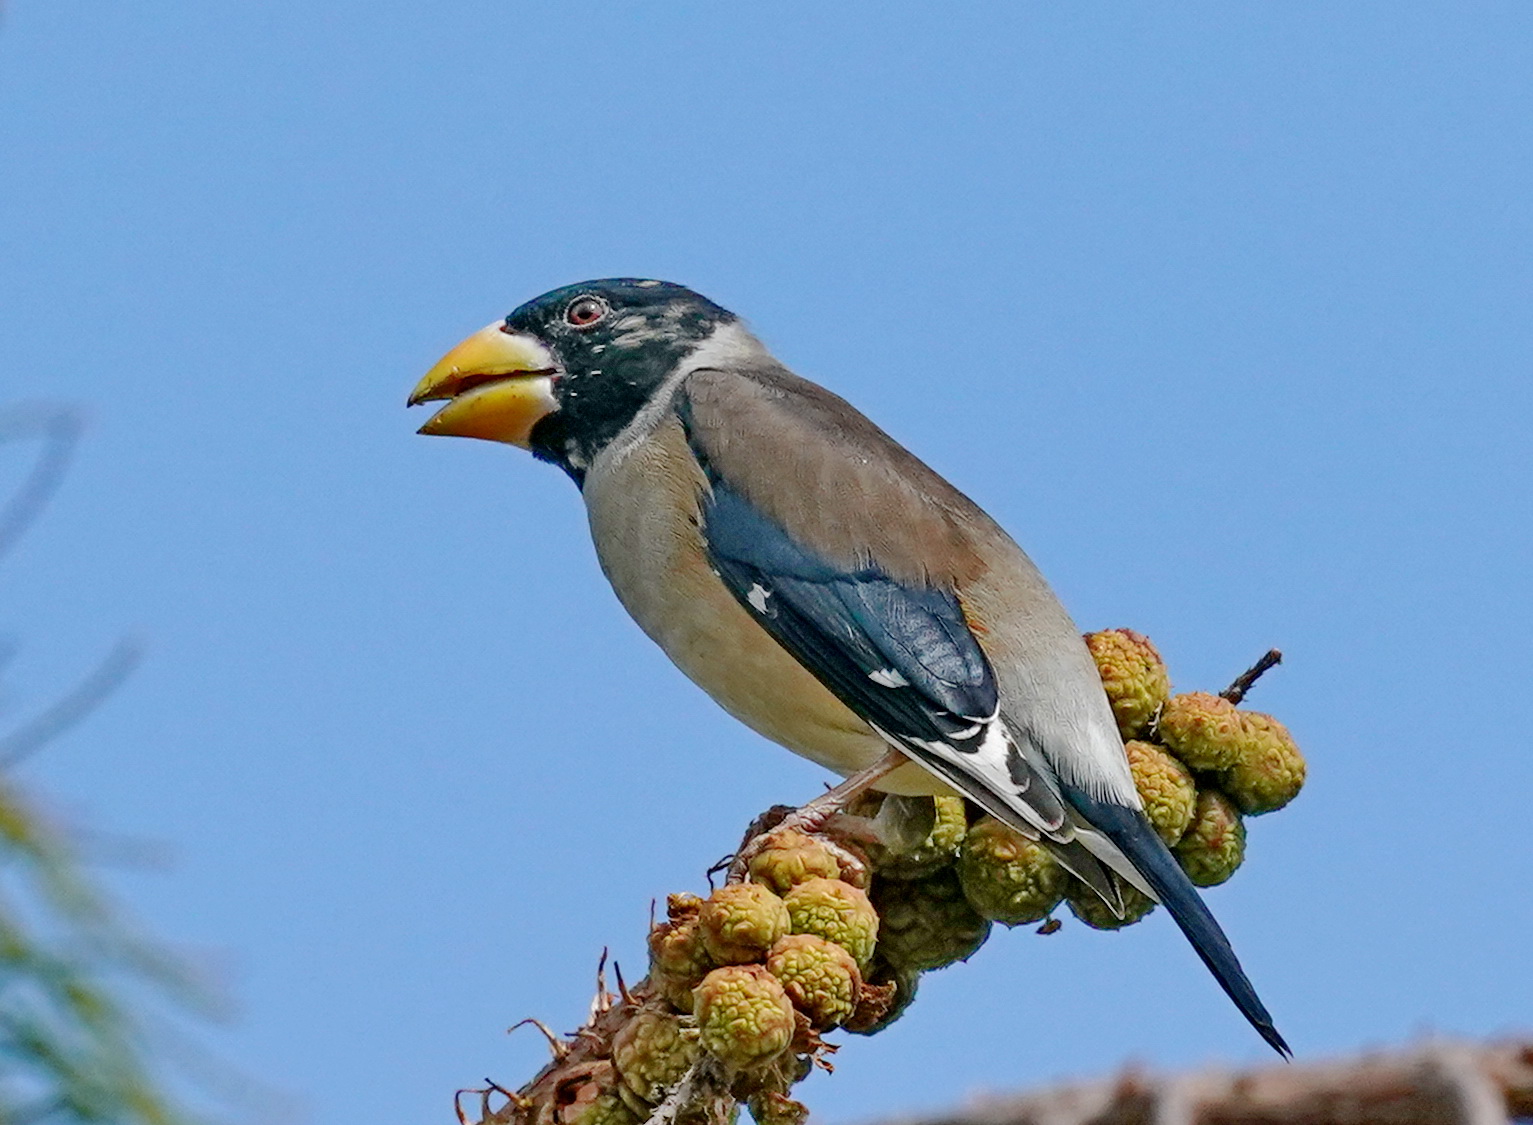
<box><xmin>565</xmin><ymin>296</ymin><xmax>607</xmax><ymax>328</ymax></box>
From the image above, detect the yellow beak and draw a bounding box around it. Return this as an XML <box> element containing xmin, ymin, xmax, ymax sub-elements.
<box><xmin>408</xmin><ymin>323</ymin><xmax>561</xmax><ymax>447</ymax></box>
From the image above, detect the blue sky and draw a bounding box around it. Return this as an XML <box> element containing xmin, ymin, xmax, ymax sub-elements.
<box><xmin>2</xmin><ymin>3</ymin><xmax>1531</xmax><ymax>1122</ymax></box>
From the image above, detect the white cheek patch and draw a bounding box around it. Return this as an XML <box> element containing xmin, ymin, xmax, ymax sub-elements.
<box><xmin>611</xmin><ymin>315</ymin><xmax>664</xmax><ymax>347</ymax></box>
<box><xmin>681</xmin><ymin>323</ymin><xmax>771</xmax><ymax>373</ymax></box>
<box><xmin>868</xmin><ymin>668</ymin><xmax>909</xmax><ymax>688</ymax></box>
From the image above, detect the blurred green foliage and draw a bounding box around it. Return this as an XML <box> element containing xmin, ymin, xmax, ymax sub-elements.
<box><xmin>0</xmin><ymin>781</ymin><xmax>202</xmax><ymax>1124</ymax></box>
<box><xmin>0</xmin><ymin>407</ymin><xmax>204</xmax><ymax>1125</ymax></box>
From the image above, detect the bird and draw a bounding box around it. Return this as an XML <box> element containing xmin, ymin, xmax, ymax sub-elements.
<box><xmin>408</xmin><ymin>278</ymin><xmax>1289</xmax><ymax>1056</ymax></box>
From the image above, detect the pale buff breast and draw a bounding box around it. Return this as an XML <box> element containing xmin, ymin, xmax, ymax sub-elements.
<box><xmin>581</xmin><ymin>417</ymin><xmax>944</xmax><ymax>797</ymax></box>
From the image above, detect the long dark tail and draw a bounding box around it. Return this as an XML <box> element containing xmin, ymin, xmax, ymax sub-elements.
<box><xmin>1067</xmin><ymin>786</ymin><xmax>1291</xmax><ymax>1058</ymax></box>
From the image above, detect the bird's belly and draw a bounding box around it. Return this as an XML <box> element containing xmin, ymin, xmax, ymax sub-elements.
<box><xmin>582</xmin><ymin>424</ymin><xmax>938</xmax><ymax>790</ymax></box>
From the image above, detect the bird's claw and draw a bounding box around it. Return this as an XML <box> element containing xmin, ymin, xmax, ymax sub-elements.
<box><xmin>723</xmin><ymin>809</ymin><xmax>872</xmax><ymax>887</ymax></box>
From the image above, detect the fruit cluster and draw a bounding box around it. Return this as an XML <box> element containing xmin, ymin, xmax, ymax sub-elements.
<box><xmin>557</xmin><ymin>629</ymin><xmax>1304</xmax><ymax>1125</ymax></box>
<box><xmin>1084</xmin><ymin>628</ymin><xmax>1306</xmax><ymax>883</ymax></box>
<box><xmin>552</xmin><ymin>830</ymin><xmax>879</xmax><ymax>1125</ymax></box>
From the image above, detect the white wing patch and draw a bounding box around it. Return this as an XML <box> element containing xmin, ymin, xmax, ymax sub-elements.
<box><xmin>867</xmin><ymin>668</ymin><xmax>909</xmax><ymax>688</ymax></box>
<box><xmin>746</xmin><ymin>584</ymin><xmax>772</xmax><ymax>613</ymax></box>
<box><xmin>869</xmin><ymin>715</ymin><xmax>1072</xmax><ymax>840</ymax></box>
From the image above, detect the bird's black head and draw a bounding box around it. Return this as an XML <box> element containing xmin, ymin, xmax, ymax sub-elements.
<box><xmin>408</xmin><ymin>279</ymin><xmax>738</xmax><ymax>482</ymax></box>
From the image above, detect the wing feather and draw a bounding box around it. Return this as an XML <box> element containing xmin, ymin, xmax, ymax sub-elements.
<box><xmin>681</xmin><ymin>395</ymin><xmax>1077</xmax><ymax>842</ymax></box>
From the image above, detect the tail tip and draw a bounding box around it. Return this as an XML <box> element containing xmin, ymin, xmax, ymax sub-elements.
<box><xmin>1260</xmin><ymin>1021</ymin><xmax>1293</xmax><ymax>1060</ymax></box>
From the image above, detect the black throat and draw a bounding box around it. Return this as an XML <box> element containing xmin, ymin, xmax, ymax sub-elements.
<box><xmin>529</xmin><ymin>315</ymin><xmax>735</xmax><ymax>483</ymax></box>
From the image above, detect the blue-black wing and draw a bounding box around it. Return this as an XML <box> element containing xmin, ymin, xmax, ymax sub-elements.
<box><xmin>679</xmin><ymin>417</ymin><xmax>1073</xmax><ymax>836</ymax></box>
<box><xmin>702</xmin><ymin>477</ymin><xmax>996</xmax><ymax>737</ymax></box>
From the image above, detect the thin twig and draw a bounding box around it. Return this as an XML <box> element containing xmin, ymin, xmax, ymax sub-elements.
<box><xmin>0</xmin><ymin>638</ymin><xmax>143</xmax><ymax>768</ymax></box>
<box><xmin>455</xmin><ymin>1087</ymin><xmax>482</xmax><ymax>1125</ymax></box>
<box><xmin>507</xmin><ymin>1019</ymin><xmax>567</xmax><ymax>1061</ymax></box>
<box><xmin>1220</xmin><ymin>649</ymin><xmax>1282</xmax><ymax>706</ymax></box>
<box><xmin>0</xmin><ymin>405</ymin><xmax>85</xmax><ymax>563</ymax></box>
<box><xmin>613</xmin><ymin>961</ymin><xmax>633</xmax><ymax>1006</ymax></box>
<box><xmin>645</xmin><ymin>1058</ymin><xmax>727</xmax><ymax>1125</ymax></box>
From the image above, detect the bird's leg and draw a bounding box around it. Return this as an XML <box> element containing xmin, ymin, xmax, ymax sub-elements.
<box><xmin>727</xmin><ymin>750</ymin><xmax>908</xmax><ymax>882</ymax></box>
<box><xmin>786</xmin><ymin>749</ymin><xmax>911</xmax><ymax>833</ymax></box>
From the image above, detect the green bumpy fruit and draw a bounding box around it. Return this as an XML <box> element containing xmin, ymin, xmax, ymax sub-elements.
<box><xmin>564</xmin><ymin>1090</ymin><xmax>640</xmax><ymax>1125</ymax></box>
<box><xmin>872</xmin><ymin>868</ymin><xmax>992</xmax><ymax>971</ymax></box>
<box><xmin>693</xmin><ymin>965</ymin><xmax>797</xmax><ymax>1071</ymax></box>
<box><xmin>1085</xmin><ymin>628</ymin><xmax>1172</xmax><ymax>739</ymax></box>
<box><xmin>956</xmin><ymin>817</ymin><xmax>1066</xmax><ymax>926</ymax></box>
<box><xmin>1066</xmin><ymin>881</ymin><xmax>1157</xmax><ymax>930</ymax></box>
<box><xmin>1158</xmin><ymin>692</ymin><xmax>1245</xmax><ymax>771</ymax></box>
<box><xmin>648</xmin><ymin>895</ymin><xmax>715</xmax><ymax>1012</ymax></box>
<box><xmin>1223</xmin><ymin>711</ymin><xmax>1306</xmax><ymax>815</ymax></box>
<box><xmin>700</xmin><ymin>883</ymin><xmax>791</xmax><ymax>965</ymax></box>
<box><xmin>611</xmin><ymin>1007</ymin><xmax>699</xmax><ymax>1105</ymax></box>
<box><xmin>842</xmin><ymin>961</ymin><xmax>919</xmax><ymax>1036</ymax></box>
<box><xmin>746</xmin><ymin>829</ymin><xmax>844</xmax><ymax>895</ymax></box>
<box><xmin>1175</xmin><ymin>788</ymin><xmax>1246</xmax><ymax>886</ymax></box>
<box><xmin>747</xmin><ymin>1092</ymin><xmax>810</xmax><ymax>1125</ymax></box>
<box><xmin>863</xmin><ymin>795</ymin><xmax>970</xmax><ymax>880</ymax></box>
<box><xmin>782</xmin><ymin>877</ymin><xmax>880</xmax><ymax>969</ymax></box>
<box><xmin>765</xmin><ymin>933</ymin><xmax>861</xmax><ymax>1030</ymax></box>
<box><xmin>1125</xmin><ymin>740</ymin><xmax>1198</xmax><ymax>845</ymax></box>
